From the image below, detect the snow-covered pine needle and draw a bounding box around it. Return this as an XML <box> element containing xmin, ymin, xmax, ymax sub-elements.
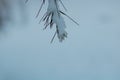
<box><xmin>26</xmin><ymin>0</ymin><xmax>78</xmax><ymax>43</ymax></box>
<box><xmin>46</xmin><ymin>0</ymin><xmax>68</xmax><ymax>42</ymax></box>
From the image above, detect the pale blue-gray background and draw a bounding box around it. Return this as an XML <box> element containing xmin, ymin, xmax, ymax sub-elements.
<box><xmin>0</xmin><ymin>0</ymin><xmax>120</xmax><ymax>80</ymax></box>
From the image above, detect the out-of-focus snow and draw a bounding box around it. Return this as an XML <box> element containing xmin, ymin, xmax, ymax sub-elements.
<box><xmin>0</xmin><ymin>0</ymin><xmax>120</xmax><ymax>80</ymax></box>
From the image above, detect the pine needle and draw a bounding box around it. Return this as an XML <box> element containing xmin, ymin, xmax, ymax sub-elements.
<box><xmin>60</xmin><ymin>11</ymin><xmax>79</xmax><ymax>26</ymax></box>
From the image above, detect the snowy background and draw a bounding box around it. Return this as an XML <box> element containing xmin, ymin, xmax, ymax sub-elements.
<box><xmin>0</xmin><ymin>0</ymin><xmax>120</xmax><ymax>80</ymax></box>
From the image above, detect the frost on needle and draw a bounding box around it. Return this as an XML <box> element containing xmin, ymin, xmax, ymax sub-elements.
<box><xmin>26</xmin><ymin>0</ymin><xmax>79</xmax><ymax>43</ymax></box>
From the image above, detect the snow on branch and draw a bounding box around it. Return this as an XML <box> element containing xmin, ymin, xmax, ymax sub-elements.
<box><xmin>26</xmin><ymin>0</ymin><xmax>79</xmax><ymax>43</ymax></box>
